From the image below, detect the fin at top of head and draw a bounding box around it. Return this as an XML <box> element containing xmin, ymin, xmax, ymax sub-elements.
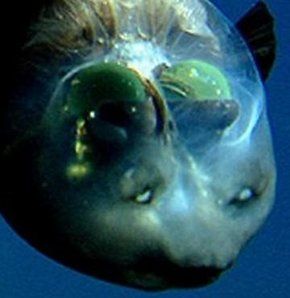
<box><xmin>236</xmin><ymin>1</ymin><xmax>276</xmax><ymax>82</ymax></box>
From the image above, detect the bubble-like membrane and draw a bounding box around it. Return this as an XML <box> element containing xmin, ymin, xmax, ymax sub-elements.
<box><xmin>44</xmin><ymin>0</ymin><xmax>264</xmax><ymax>152</ymax></box>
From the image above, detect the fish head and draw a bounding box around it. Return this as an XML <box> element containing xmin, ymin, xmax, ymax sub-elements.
<box><xmin>0</xmin><ymin>0</ymin><xmax>276</xmax><ymax>291</ymax></box>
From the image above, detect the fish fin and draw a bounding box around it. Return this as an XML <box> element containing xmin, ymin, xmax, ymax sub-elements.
<box><xmin>236</xmin><ymin>1</ymin><xmax>276</xmax><ymax>81</ymax></box>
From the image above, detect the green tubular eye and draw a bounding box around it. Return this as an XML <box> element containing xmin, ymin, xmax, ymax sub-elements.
<box><xmin>67</xmin><ymin>62</ymin><xmax>147</xmax><ymax>115</ymax></box>
<box><xmin>160</xmin><ymin>60</ymin><xmax>231</xmax><ymax>100</ymax></box>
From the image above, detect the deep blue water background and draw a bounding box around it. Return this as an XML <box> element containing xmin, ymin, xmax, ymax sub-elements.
<box><xmin>1</xmin><ymin>1</ymin><xmax>289</xmax><ymax>297</ymax></box>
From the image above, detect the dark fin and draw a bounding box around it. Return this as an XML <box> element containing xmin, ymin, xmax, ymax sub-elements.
<box><xmin>236</xmin><ymin>1</ymin><xmax>276</xmax><ymax>81</ymax></box>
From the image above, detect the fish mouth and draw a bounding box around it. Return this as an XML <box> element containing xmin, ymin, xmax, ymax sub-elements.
<box><xmin>67</xmin><ymin>251</ymin><xmax>229</xmax><ymax>291</ymax></box>
<box><xmin>125</xmin><ymin>260</ymin><xmax>228</xmax><ymax>291</ymax></box>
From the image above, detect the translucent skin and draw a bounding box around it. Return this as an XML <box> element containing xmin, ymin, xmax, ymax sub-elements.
<box><xmin>0</xmin><ymin>0</ymin><xmax>276</xmax><ymax>291</ymax></box>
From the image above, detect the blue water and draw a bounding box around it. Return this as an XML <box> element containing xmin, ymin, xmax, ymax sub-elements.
<box><xmin>1</xmin><ymin>1</ymin><xmax>289</xmax><ymax>297</ymax></box>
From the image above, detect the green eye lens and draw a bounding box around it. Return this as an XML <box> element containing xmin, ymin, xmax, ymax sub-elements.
<box><xmin>160</xmin><ymin>60</ymin><xmax>231</xmax><ymax>100</ymax></box>
<box><xmin>67</xmin><ymin>62</ymin><xmax>147</xmax><ymax>115</ymax></box>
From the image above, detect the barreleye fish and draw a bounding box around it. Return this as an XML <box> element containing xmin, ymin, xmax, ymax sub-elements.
<box><xmin>0</xmin><ymin>0</ymin><xmax>276</xmax><ymax>291</ymax></box>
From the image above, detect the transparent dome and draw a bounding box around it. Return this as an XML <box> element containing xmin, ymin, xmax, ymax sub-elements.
<box><xmin>47</xmin><ymin>0</ymin><xmax>264</xmax><ymax>152</ymax></box>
